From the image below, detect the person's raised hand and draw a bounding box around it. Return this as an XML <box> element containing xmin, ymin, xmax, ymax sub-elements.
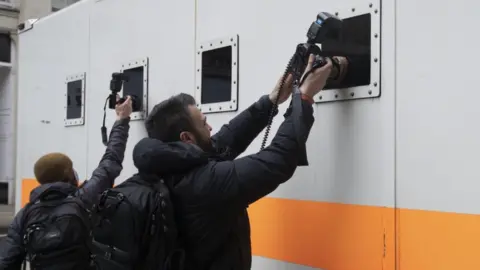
<box><xmin>115</xmin><ymin>95</ymin><xmax>133</xmax><ymax>120</ymax></box>
<box><xmin>269</xmin><ymin>73</ymin><xmax>294</xmax><ymax>105</ymax></box>
<box><xmin>299</xmin><ymin>54</ymin><xmax>333</xmax><ymax>99</ymax></box>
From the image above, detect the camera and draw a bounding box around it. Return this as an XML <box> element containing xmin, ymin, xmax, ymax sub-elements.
<box><xmin>109</xmin><ymin>72</ymin><xmax>138</xmax><ymax>110</ymax></box>
<box><xmin>302</xmin><ymin>12</ymin><xmax>372</xmax><ymax>89</ymax></box>
<box><xmin>285</xmin><ymin>11</ymin><xmax>371</xmax><ymax>90</ymax></box>
<box><xmin>294</xmin><ymin>12</ymin><xmax>344</xmax><ymax>85</ymax></box>
<box><xmin>261</xmin><ymin>11</ymin><xmax>374</xmax><ymax>150</ymax></box>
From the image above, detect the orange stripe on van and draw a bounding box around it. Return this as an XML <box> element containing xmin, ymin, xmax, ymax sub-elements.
<box><xmin>396</xmin><ymin>208</ymin><xmax>480</xmax><ymax>270</ymax></box>
<box><xmin>21</xmin><ymin>178</ymin><xmax>39</xmax><ymax>207</ymax></box>
<box><xmin>21</xmin><ymin>178</ymin><xmax>480</xmax><ymax>269</ymax></box>
<box><xmin>21</xmin><ymin>178</ymin><xmax>89</xmax><ymax>207</ymax></box>
<box><xmin>249</xmin><ymin>197</ymin><xmax>480</xmax><ymax>270</ymax></box>
<box><xmin>249</xmin><ymin>198</ymin><xmax>395</xmax><ymax>270</ymax></box>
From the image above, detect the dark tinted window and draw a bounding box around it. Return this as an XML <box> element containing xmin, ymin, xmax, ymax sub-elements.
<box><xmin>201</xmin><ymin>46</ymin><xmax>232</xmax><ymax>104</ymax></box>
<box><xmin>66</xmin><ymin>80</ymin><xmax>82</xmax><ymax>119</ymax></box>
<box><xmin>0</xmin><ymin>34</ymin><xmax>11</xmax><ymax>63</ymax></box>
<box><xmin>122</xmin><ymin>66</ymin><xmax>144</xmax><ymax>112</ymax></box>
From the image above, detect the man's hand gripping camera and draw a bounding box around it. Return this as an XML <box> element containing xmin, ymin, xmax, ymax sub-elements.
<box><xmin>260</xmin><ymin>12</ymin><xmax>345</xmax><ymax>150</ymax></box>
<box><xmin>291</xmin><ymin>12</ymin><xmax>344</xmax><ymax>87</ymax></box>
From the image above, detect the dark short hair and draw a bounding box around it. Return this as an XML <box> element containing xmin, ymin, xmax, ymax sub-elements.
<box><xmin>145</xmin><ymin>93</ymin><xmax>197</xmax><ymax>142</ymax></box>
<box><xmin>34</xmin><ymin>153</ymin><xmax>74</xmax><ymax>184</ymax></box>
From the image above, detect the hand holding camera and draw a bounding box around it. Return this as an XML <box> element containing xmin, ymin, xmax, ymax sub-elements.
<box><xmin>115</xmin><ymin>95</ymin><xmax>133</xmax><ymax>120</ymax></box>
<box><xmin>269</xmin><ymin>73</ymin><xmax>294</xmax><ymax>105</ymax></box>
<box><xmin>300</xmin><ymin>54</ymin><xmax>333</xmax><ymax>98</ymax></box>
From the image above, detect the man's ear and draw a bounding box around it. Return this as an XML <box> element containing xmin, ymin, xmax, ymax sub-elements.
<box><xmin>179</xmin><ymin>131</ymin><xmax>196</xmax><ymax>144</ymax></box>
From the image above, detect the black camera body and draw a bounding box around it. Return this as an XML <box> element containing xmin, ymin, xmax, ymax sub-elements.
<box><xmin>294</xmin><ymin>12</ymin><xmax>343</xmax><ymax>83</ymax></box>
<box><xmin>261</xmin><ymin>10</ymin><xmax>372</xmax><ymax>150</ymax></box>
<box><xmin>109</xmin><ymin>72</ymin><xmax>138</xmax><ymax>110</ymax></box>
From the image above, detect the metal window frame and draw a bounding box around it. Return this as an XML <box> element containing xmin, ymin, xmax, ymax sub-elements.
<box><xmin>315</xmin><ymin>0</ymin><xmax>381</xmax><ymax>103</ymax></box>
<box><xmin>119</xmin><ymin>57</ymin><xmax>149</xmax><ymax>121</ymax></box>
<box><xmin>195</xmin><ymin>34</ymin><xmax>239</xmax><ymax>114</ymax></box>
<box><xmin>64</xmin><ymin>72</ymin><xmax>86</xmax><ymax>127</ymax></box>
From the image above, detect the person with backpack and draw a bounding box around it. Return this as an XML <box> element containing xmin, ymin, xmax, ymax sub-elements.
<box><xmin>126</xmin><ymin>55</ymin><xmax>334</xmax><ymax>270</ymax></box>
<box><xmin>0</xmin><ymin>96</ymin><xmax>133</xmax><ymax>270</ymax></box>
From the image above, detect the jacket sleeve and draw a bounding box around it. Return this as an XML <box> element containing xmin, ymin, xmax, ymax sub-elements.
<box><xmin>77</xmin><ymin>118</ymin><xmax>130</xmax><ymax>206</ymax></box>
<box><xmin>199</xmin><ymin>91</ymin><xmax>314</xmax><ymax>208</ymax></box>
<box><xmin>211</xmin><ymin>95</ymin><xmax>277</xmax><ymax>160</ymax></box>
<box><xmin>0</xmin><ymin>210</ymin><xmax>26</xmax><ymax>270</ymax></box>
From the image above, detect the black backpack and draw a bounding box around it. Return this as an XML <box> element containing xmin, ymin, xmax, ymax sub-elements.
<box><xmin>90</xmin><ymin>174</ymin><xmax>184</xmax><ymax>270</ymax></box>
<box><xmin>21</xmin><ymin>187</ymin><xmax>95</xmax><ymax>270</ymax></box>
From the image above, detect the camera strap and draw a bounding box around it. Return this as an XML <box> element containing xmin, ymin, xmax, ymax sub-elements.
<box><xmin>101</xmin><ymin>96</ymin><xmax>110</xmax><ymax>146</ymax></box>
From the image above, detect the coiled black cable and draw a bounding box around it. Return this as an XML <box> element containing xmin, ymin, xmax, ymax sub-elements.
<box><xmin>101</xmin><ymin>96</ymin><xmax>111</xmax><ymax>146</ymax></box>
<box><xmin>260</xmin><ymin>53</ymin><xmax>297</xmax><ymax>150</ymax></box>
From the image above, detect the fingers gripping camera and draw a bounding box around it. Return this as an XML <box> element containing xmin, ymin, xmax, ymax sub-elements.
<box><xmin>109</xmin><ymin>72</ymin><xmax>139</xmax><ymax>111</ymax></box>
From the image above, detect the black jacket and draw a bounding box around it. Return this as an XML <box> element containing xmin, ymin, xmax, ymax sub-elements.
<box><xmin>133</xmin><ymin>92</ymin><xmax>314</xmax><ymax>270</ymax></box>
<box><xmin>0</xmin><ymin>118</ymin><xmax>130</xmax><ymax>270</ymax></box>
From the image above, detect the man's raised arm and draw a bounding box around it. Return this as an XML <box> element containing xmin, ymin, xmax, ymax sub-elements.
<box><xmin>77</xmin><ymin>96</ymin><xmax>132</xmax><ymax>205</ymax></box>
<box><xmin>203</xmin><ymin>55</ymin><xmax>333</xmax><ymax>208</ymax></box>
<box><xmin>211</xmin><ymin>74</ymin><xmax>294</xmax><ymax>160</ymax></box>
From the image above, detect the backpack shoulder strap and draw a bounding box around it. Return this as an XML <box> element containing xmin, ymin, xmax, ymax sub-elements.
<box><xmin>152</xmin><ymin>178</ymin><xmax>178</xmax><ymax>248</ymax></box>
<box><xmin>20</xmin><ymin>200</ymin><xmax>35</xmax><ymax>241</ymax></box>
<box><xmin>138</xmin><ymin>174</ymin><xmax>185</xmax><ymax>270</ymax></box>
<box><xmin>91</xmin><ymin>183</ymin><xmax>144</xmax><ymax>254</ymax></box>
<box><xmin>156</xmin><ymin>177</ymin><xmax>185</xmax><ymax>270</ymax></box>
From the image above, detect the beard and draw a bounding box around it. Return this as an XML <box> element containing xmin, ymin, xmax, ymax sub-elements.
<box><xmin>197</xmin><ymin>136</ymin><xmax>215</xmax><ymax>154</ymax></box>
<box><xmin>192</xmin><ymin>131</ymin><xmax>215</xmax><ymax>154</ymax></box>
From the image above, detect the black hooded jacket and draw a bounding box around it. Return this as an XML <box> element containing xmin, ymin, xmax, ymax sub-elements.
<box><xmin>0</xmin><ymin>118</ymin><xmax>130</xmax><ymax>270</ymax></box>
<box><xmin>133</xmin><ymin>92</ymin><xmax>315</xmax><ymax>270</ymax></box>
